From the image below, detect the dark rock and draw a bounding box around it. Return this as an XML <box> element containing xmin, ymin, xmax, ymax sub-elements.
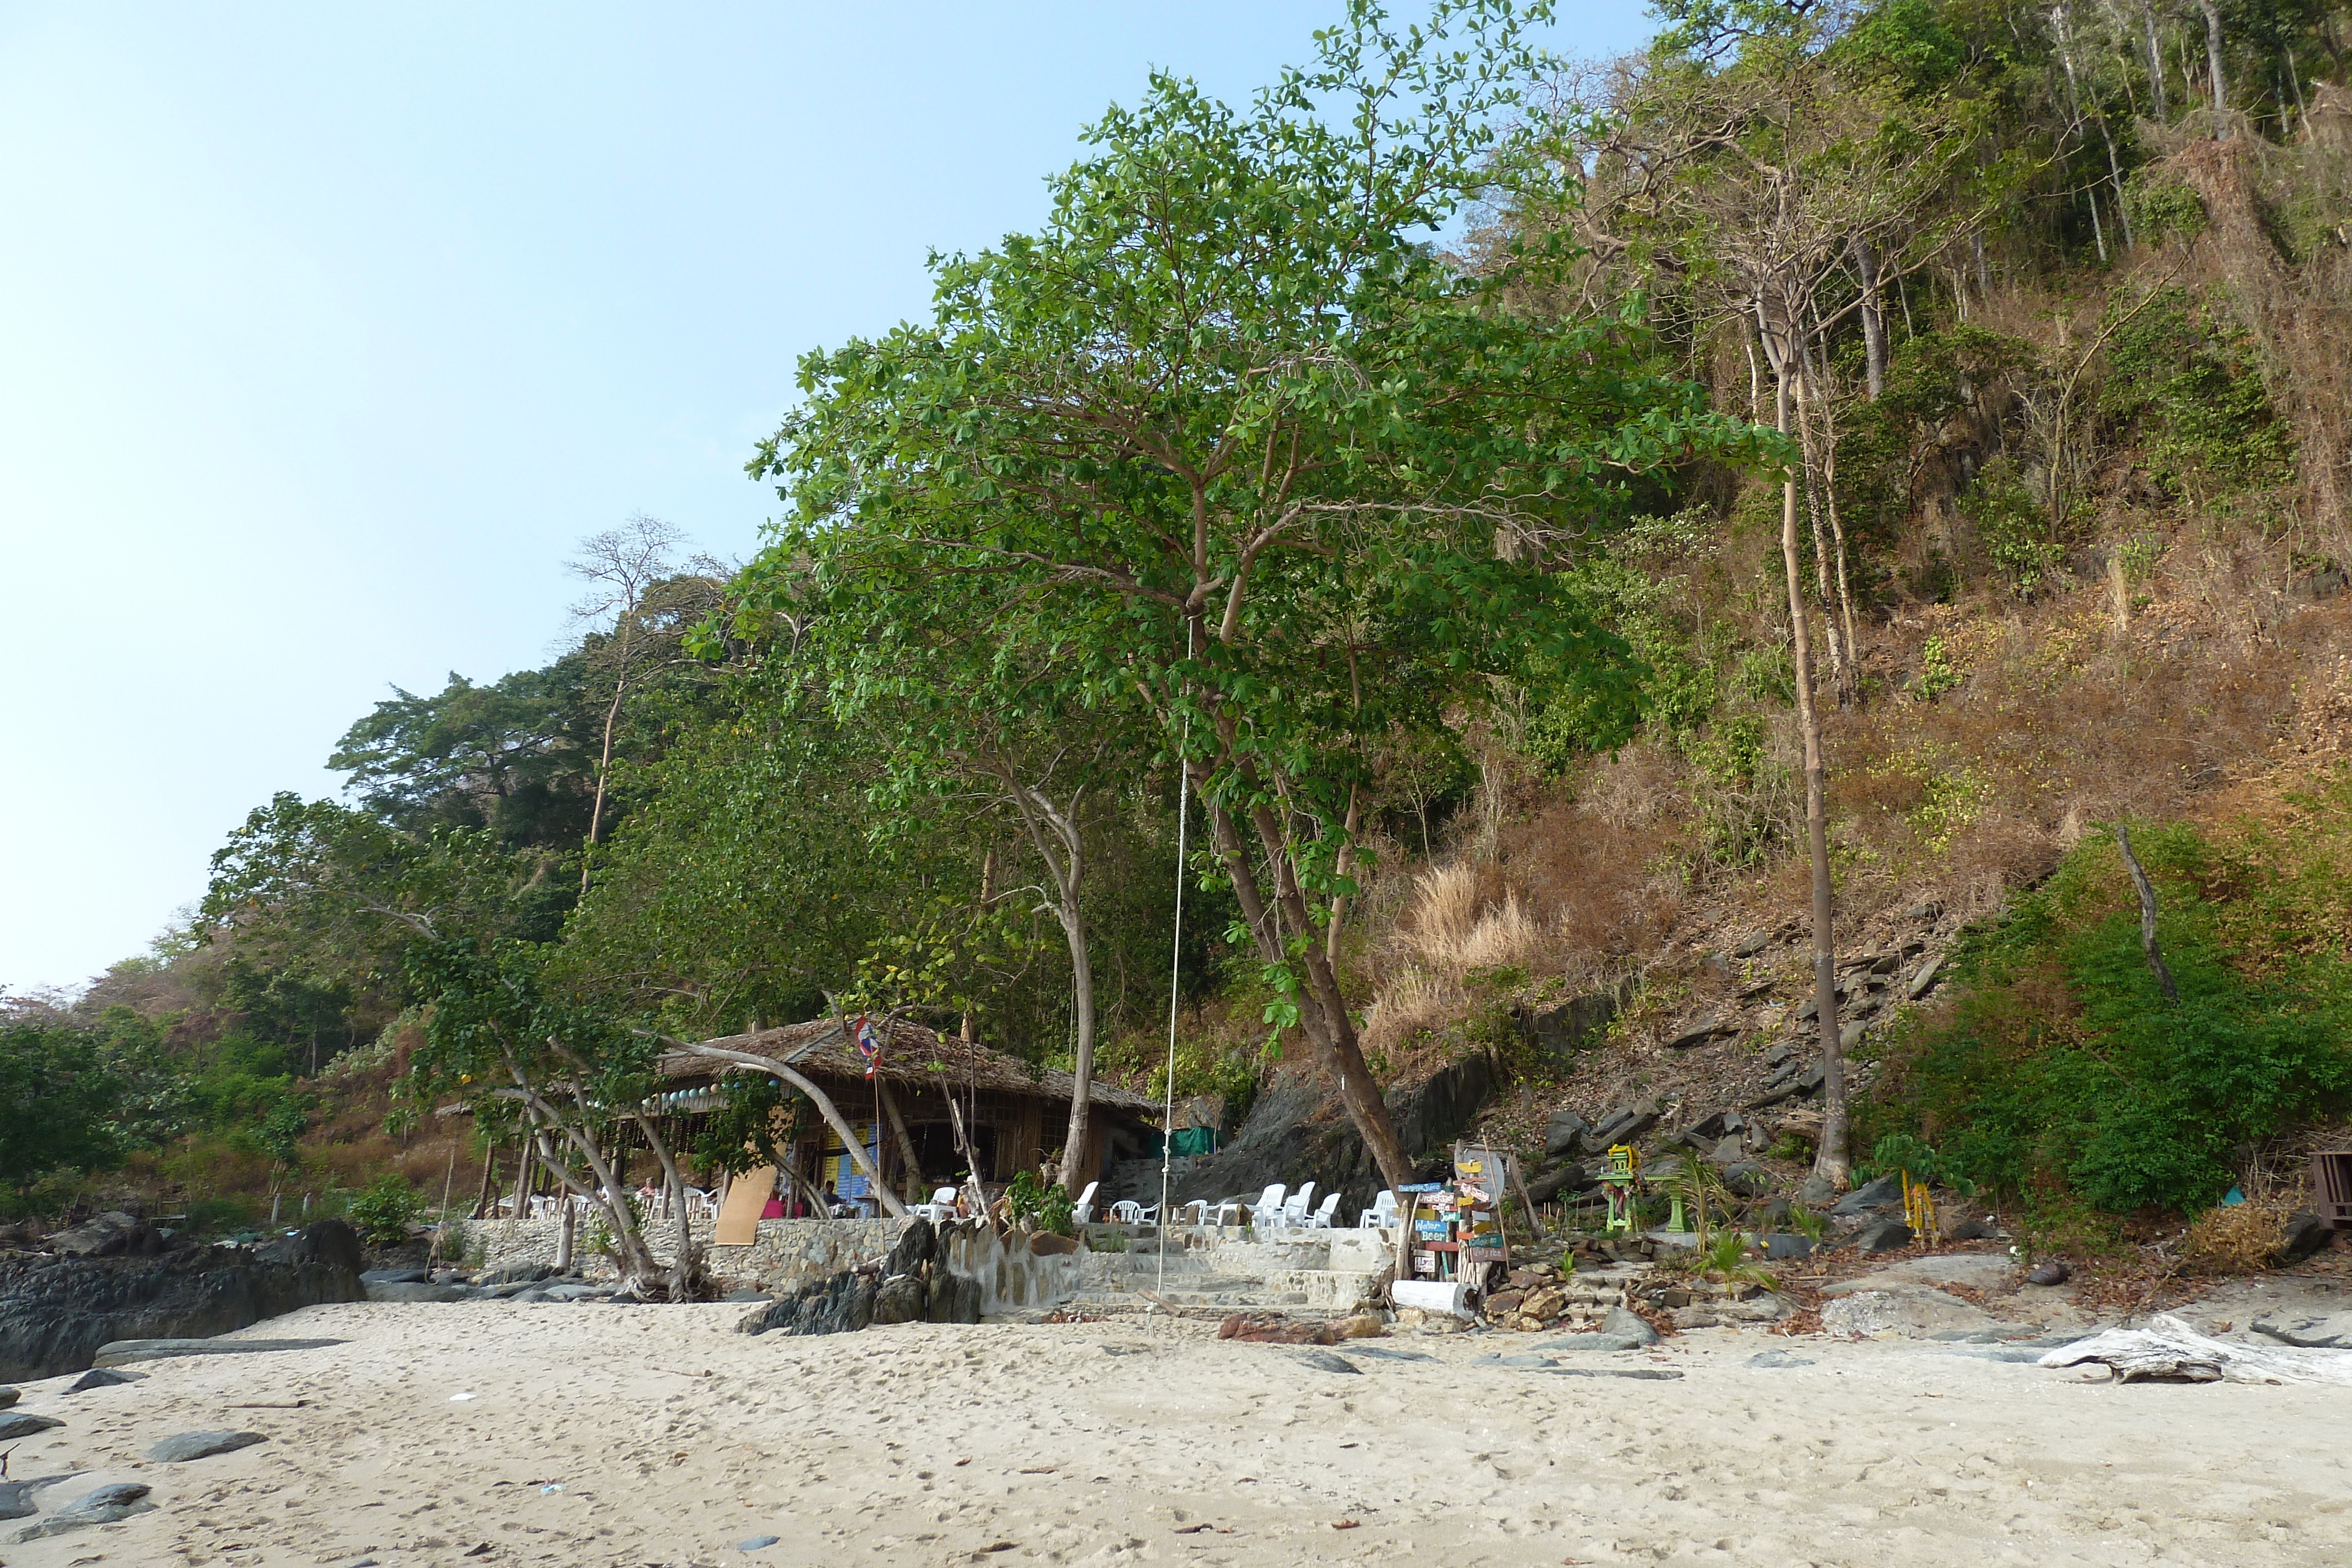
<box><xmin>1830</xmin><ymin>1175</ymin><xmax>1905</xmax><ymax>1217</ymax></box>
<box><xmin>1294</xmin><ymin>1349</ymin><xmax>1361</xmax><ymax>1373</ymax></box>
<box><xmin>11</xmin><ymin>1480</ymin><xmax>152</xmax><ymax>1540</ymax></box>
<box><xmin>1027</xmin><ymin>1231</ymin><xmax>1079</xmax><ymax>1256</ymax></box>
<box><xmin>1798</xmin><ymin>1173</ymin><xmax>1836</xmax><ymax>1206</ymax></box>
<box><xmin>0</xmin><ymin>1385</ymin><xmax>12</xmax><ymax>1407</ymax></box>
<box><xmin>867</xmin><ymin>1274</ymin><xmax>925</xmax><ymax>1326</ymax></box>
<box><xmin>1542</xmin><ymin>1110</ymin><xmax>1591</xmax><ymax>1161</ymax></box>
<box><xmin>1667</xmin><ymin>1015</ymin><xmax>1735</xmax><ymax>1051</ymax></box>
<box><xmin>1515</xmin><ymin>992</ymin><xmax>1621</xmax><ymax>1061</ymax></box>
<box><xmin>1524</xmin><ymin>1162</ymin><xmax>1593</xmax><ymax>1205</ymax></box>
<box><xmin>1590</xmin><ymin>1099</ymin><xmax>1662</xmax><ymax>1149</ymax></box>
<box><xmin>0</xmin><ymin>1474</ymin><xmax>73</xmax><ymax>1520</ymax></box>
<box><xmin>1838</xmin><ymin>1020</ymin><xmax>1869</xmax><ymax>1052</ymax></box>
<box><xmin>885</xmin><ymin>1217</ymin><xmax>937</xmax><ymax>1275</ymax></box>
<box><xmin>1763</xmin><ymin>1233</ymin><xmax>1815</xmax><ymax>1260</ymax></box>
<box><xmin>1906</xmin><ymin>955</ymin><xmax>1946</xmax><ymax>1000</ymax></box>
<box><xmin>1760</xmin><ymin>1197</ymin><xmax>1794</xmax><ymax>1228</ymax></box>
<box><xmin>1795</xmin><ymin>997</ymin><xmax>1820</xmax><ymax>1021</ymax></box>
<box><xmin>1854</xmin><ymin>1219</ymin><xmax>1914</xmax><ymax>1254</ymax></box>
<box><xmin>364</xmin><ymin>1281</ymin><xmax>471</xmax><ymax>1303</ymax></box>
<box><xmin>1719</xmin><ymin>1162</ymin><xmax>1769</xmax><ymax>1198</ymax></box>
<box><xmin>1731</xmin><ymin>930</ymin><xmax>1773</xmax><ymax>958</ymax></box>
<box><xmin>66</xmin><ymin>1368</ymin><xmax>142</xmax><ymax>1392</ymax></box>
<box><xmin>359</xmin><ymin>1268</ymin><xmax>430</xmax><ymax>1285</ymax></box>
<box><xmin>0</xmin><ymin>1219</ymin><xmax>365</xmax><ymax>1382</ymax></box>
<box><xmin>93</xmin><ymin>1336</ymin><xmax>344</xmax><ymax>1368</ymax></box>
<box><xmin>2278</xmin><ymin>1209</ymin><xmax>2331</xmax><ymax>1264</ymax></box>
<box><xmin>924</xmin><ymin>1268</ymin><xmax>983</xmax><ymax>1325</ymax></box>
<box><xmin>1763</xmin><ymin>1041</ymin><xmax>1796</xmax><ymax>1067</ymax></box>
<box><xmin>150</xmin><ymin>1429</ymin><xmax>268</xmax><ymax>1462</ymax></box>
<box><xmin>46</xmin><ymin>1211</ymin><xmax>163</xmax><ymax>1261</ymax></box>
<box><xmin>1602</xmin><ymin>1306</ymin><xmax>1660</xmax><ymax>1347</ymax></box>
<box><xmin>1708</xmin><ymin>1135</ymin><xmax>1746</xmax><ymax>1166</ymax></box>
<box><xmin>2024</xmin><ymin>1260</ymin><xmax>2070</xmax><ymax>1286</ymax></box>
<box><xmin>473</xmin><ymin>1263</ymin><xmax>556</xmax><ymax>1288</ymax></box>
<box><xmin>1945</xmin><ymin>1218</ymin><xmax>1997</xmax><ymax>1242</ymax></box>
<box><xmin>1170</xmin><ymin>1049</ymin><xmax>1501</xmax><ymax>1222</ymax></box>
<box><xmin>721</xmin><ymin>1289</ymin><xmax>771</xmax><ymax>1303</ymax></box>
<box><xmin>1747</xmin><ymin>1349</ymin><xmax>1815</xmax><ymax>1368</ymax></box>
<box><xmin>0</xmin><ymin>1412</ymin><xmax>62</xmax><ymax>1440</ymax></box>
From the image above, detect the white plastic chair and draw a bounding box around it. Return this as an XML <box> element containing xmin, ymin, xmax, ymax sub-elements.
<box><xmin>914</xmin><ymin>1185</ymin><xmax>960</xmax><ymax>1223</ymax></box>
<box><xmin>1357</xmin><ymin>1189</ymin><xmax>1399</xmax><ymax>1230</ymax></box>
<box><xmin>683</xmin><ymin>1187</ymin><xmax>715</xmax><ymax>1221</ymax></box>
<box><xmin>1177</xmin><ymin>1198</ymin><xmax>1211</xmax><ymax>1226</ymax></box>
<box><xmin>1071</xmin><ymin>1181</ymin><xmax>1100</xmax><ymax>1225</ymax></box>
<box><xmin>1248</xmin><ymin>1184</ymin><xmax>1287</xmax><ymax>1231</ymax></box>
<box><xmin>1279</xmin><ymin>1182</ymin><xmax>1317</xmax><ymax>1229</ymax></box>
<box><xmin>1302</xmin><ymin>1192</ymin><xmax>1342</xmax><ymax>1228</ymax></box>
<box><xmin>1210</xmin><ymin>1195</ymin><xmax>1245</xmax><ymax>1226</ymax></box>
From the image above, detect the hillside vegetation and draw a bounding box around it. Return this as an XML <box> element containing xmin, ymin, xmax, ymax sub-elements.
<box><xmin>8</xmin><ymin>0</ymin><xmax>2350</xmax><ymax>1268</ymax></box>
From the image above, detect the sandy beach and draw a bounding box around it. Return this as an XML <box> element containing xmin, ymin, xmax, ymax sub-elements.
<box><xmin>4</xmin><ymin>1299</ymin><xmax>2348</xmax><ymax>1568</ymax></box>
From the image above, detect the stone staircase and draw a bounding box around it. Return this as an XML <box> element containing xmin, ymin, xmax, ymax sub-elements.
<box><xmin>1055</xmin><ymin>1228</ymin><xmax>1393</xmax><ymax>1318</ymax></box>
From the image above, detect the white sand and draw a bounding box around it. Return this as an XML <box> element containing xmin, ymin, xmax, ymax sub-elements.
<box><xmin>6</xmin><ymin>1302</ymin><xmax>2348</xmax><ymax>1567</ymax></box>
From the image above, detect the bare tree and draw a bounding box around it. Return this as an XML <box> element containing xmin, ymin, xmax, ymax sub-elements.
<box><xmin>568</xmin><ymin>514</ymin><xmax>689</xmax><ymax>894</ymax></box>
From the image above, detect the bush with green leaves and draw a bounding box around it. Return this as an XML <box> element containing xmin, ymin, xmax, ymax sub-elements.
<box><xmin>345</xmin><ymin>1174</ymin><xmax>423</xmax><ymax>1245</ymax></box>
<box><xmin>1868</xmin><ymin>819</ymin><xmax>2352</xmax><ymax>1217</ymax></box>
<box><xmin>2099</xmin><ymin>287</ymin><xmax>2292</xmax><ymax>503</ymax></box>
<box><xmin>1006</xmin><ymin>1168</ymin><xmax>1077</xmax><ymax>1236</ymax></box>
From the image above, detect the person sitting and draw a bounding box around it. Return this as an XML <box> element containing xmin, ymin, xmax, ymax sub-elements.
<box><xmin>822</xmin><ymin>1183</ymin><xmax>854</xmax><ymax>1218</ymax></box>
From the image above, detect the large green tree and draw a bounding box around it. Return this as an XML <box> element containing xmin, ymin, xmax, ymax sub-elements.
<box><xmin>736</xmin><ymin>0</ymin><xmax>1765</xmax><ymax>1187</ymax></box>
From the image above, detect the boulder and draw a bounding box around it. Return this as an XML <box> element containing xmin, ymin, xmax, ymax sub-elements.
<box><xmin>1798</xmin><ymin>1173</ymin><xmax>1837</xmax><ymax>1205</ymax></box>
<box><xmin>867</xmin><ymin>1274</ymin><xmax>925</xmax><ymax>1326</ymax></box>
<box><xmin>1853</xmin><ymin>1219</ymin><xmax>1915</xmax><ymax>1254</ymax></box>
<box><xmin>1602</xmin><ymin>1305</ymin><xmax>1661</xmax><ymax>1346</ymax></box>
<box><xmin>0</xmin><ymin>1474</ymin><xmax>72</xmax><ymax>1520</ymax></box>
<box><xmin>1906</xmin><ymin>955</ymin><xmax>1946</xmax><ymax>1000</ymax></box>
<box><xmin>364</xmin><ymin>1281</ymin><xmax>471</xmax><ymax>1303</ymax></box>
<box><xmin>1719</xmin><ymin>1162</ymin><xmax>1770</xmax><ymax>1198</ymax></box>
<box><xmin>1589</xmin><ymin>1099</ymin><xmax>1662</xmax><ymax>1149</ymax></box>
<box><xmin>473</xmin><ymin>1263</ymin><xmax>556</xmax><ymax>1288</ymax></box>
<box><xmin>1542</xmin><ymin>1111</ymin><xmax>1591</xmax><ymax>1161</ymax></box>
<box><xmin>2278</xmin><ymin>1209</ymin><xmax>2332</xmax><ymax>1264</ymax></box>
<box><xmin>11</xmin><ymin>1482</ymin><xmax>152</xmax><ymax>1541</ymax></box>
<box><xmin>1218</xmin><ymin>1312</ymin><xmax>1337</xmax><ymax>1345</ymax></box>
<box><xmin>1666</xmin><ymin>1015</ymin><xmax>1736</xmax><ymax>1051</ymax></box>
<box><xmin>359</xmin><ymin>1268</ymin><xmax>430</xmax><ymax>1285</ymax></box>
<box><xmin>46</xmin><ymin>1211</ymin><xmax>164</xmax><ymax>1261</ymax></box>
<box><xmin>0</xmin><ymin>1219</ymin><xmax>365</xmax><ymax>1383</ymax></box>
<box><xmin>0</xmin><ymin>1413</ymin><xmax>62</xmax><ymax>1441</ymax></box>
<box><xmin>1830</xmin><ymin>1175</ymin><xmax>1905</xmax><ymax>1217</ymax></box>
<box><xmin>1027</xmin><ymin>1231</ymin><xmax>1080</xmax><ymax>1256</ymax></box>
<box><xmin>1762</xmin><ymin>1233</ymin><xmax>1815</xmax><ymax>1260</ymax></box>
<box><xmin>1945</xmin><ymin>1217</ymin><xmax>1997</xmax><ymax>1241</ymax></box>
<box><xmin>151</xmin><ymin>1429</ymin><xmax>268</xmax><ymax>1462</ymax></box>
<box><xmin>1525</xmin><ymin>1162</ymin><xmax>1593</xmax><ymax>1205</ymax></box>
<box><xmin>0</xmin><ymin>1385</ymin><xmax>12</xmax><ymax>1407</ymax></box>
<box><xmin>1515</xmin><ymin>991</ymin><xmax>1621</xmax><ymax>1060</ymax></box>
<box><xmin>92</xmin><ymin>1336</ymin><xmax>343</xmax><ymax>1368</ymax></box>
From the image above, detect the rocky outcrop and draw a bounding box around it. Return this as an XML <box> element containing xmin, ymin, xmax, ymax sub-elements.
<box><xmin>0</xmin><ymin>1220</ymin><xmax>364</xmax><ymax>1382</ymax></box>
<box><xmin>736</xmin><ymin>1218</ymin><xmax>983</xmax><ymax>1338</ymax></box>
<box><xmin>1171</xmin><ymin>1050</ymin><xmax>1502</xmax><ymax>1219</ymax></box>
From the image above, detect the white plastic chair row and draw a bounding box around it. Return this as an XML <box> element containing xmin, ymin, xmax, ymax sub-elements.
<box><xmin>1358</xmin><ymin>1189</ymin><xmax>1399</xmax><ymax>1230</ymax></box>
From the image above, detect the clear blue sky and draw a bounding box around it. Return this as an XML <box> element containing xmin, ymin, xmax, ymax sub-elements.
<box><xmin>0</xmin><ymin>2</ymin><xmax>1653</xmax><ymax>997</ymax></box>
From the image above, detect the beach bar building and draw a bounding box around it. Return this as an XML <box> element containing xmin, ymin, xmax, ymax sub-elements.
<box><xmin>656</xmin><ymin>1017</ymin><xmax>1160</xmax><ymax>1243</ymax></box>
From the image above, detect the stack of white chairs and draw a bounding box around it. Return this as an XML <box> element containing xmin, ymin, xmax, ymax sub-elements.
<box><xmin>1357</xmin><ymin>1189</ymin><xmax>1400</xmax><ymax>1231</ymax></box>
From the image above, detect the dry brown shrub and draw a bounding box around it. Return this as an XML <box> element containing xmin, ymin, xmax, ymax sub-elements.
<box><xmin>2179</xmin><ymin>1198</ymin><xmax>2291</xmax><ymax>1275</ymax></box>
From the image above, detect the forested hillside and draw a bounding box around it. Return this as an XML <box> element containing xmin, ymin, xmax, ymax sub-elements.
<box><xmin>9</xmin><ymin>0</ymin><xmax>2348</xmax><ymax>1265</ymax></box>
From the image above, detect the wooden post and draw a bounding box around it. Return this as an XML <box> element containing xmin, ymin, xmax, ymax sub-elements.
<box><xmin>878</xmin><ymin>1082</ymin><xmax>927</xmax><ymax>1192</ymax></box>
<box><xmin>556</xmin><ymin>1198</ymin><xmax>576</xmax><ymax>1273</ymax></box>
<box><xmin>508</xmin><ymin>1139</ymin><xmax>534</xmax><ymax>1228</ymax></box>
<box><xmin>472</xmin><ymin>1144</ymin><xmax>500</xmax><ymax>1220</ymax></box>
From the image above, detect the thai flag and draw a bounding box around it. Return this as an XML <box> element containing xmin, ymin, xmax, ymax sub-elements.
<box><xmin>856</xmin><ymin>1014</ymin><xmax>881</xmax><ymax>1079</ymax></box>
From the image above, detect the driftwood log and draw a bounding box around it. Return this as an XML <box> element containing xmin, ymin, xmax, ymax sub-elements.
<box><xmin>2040</xmin><ymin>1315</ymin><xmax>2352</xmax><ymax>1385</ymax></box>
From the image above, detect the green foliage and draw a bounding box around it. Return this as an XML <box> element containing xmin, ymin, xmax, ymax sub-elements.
<box><xmin>0</xmin><ymin>1022</ymin><xmax>127</xmax><ymax>1199</ymax></box>
<box><xmin>1960</xmin><ymin>455</ymin><xmax>2059</xmax><ymax>592</ymax></box>
<box><xmin>1872</xmin><ymin>822</ymin><xmax>2352</xmax><ymax>1217</ymax></box>
<box><xmin>345</xmin><ymin>1174</ymin><xmax>422</xmax><ymax>1245</ymax></box>
<box><xmin>2100</xmin><ymin>287</ymin><xmax>2293</xmax><ymax>502</ymax></box>
<box><xmin>1007</xmin><ymin>1168</ymin><xmax>1077</xmax><ymax>1235</ymax></box>
<box><xmin>2122</xmin><ymin>169</ymin><xmax>2207</xmax><ymax>245</ymax></box>
<box><xmin>1913</xmin><ymin>636</ymin><xmax>1963</xmax><ymax>701</ymax></box>
<box><xmin>1853</xmin><ymin>1132</ymin><xmax>1975</xmax><ymax>1197</ymax></box>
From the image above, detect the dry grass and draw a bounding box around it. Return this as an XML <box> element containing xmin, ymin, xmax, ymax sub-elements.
<box><xmin>2179</xmin><ymin>1198</ymin><xmax>2293</xmax><ymax>1275</ymax></box>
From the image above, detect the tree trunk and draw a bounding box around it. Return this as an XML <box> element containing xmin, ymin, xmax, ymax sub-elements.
<box><xmin>997</xmin><ymin>771</ymin><xmax>1098</xmax><ymax>1198</ymax></box>
<box><xmin>1058</xmin><ymin>900</ymin><xmax>1098</xmax><ymax>1199</ymax></box>
<box><xmin>1770</xmin><ymin>352</ymin><xmax>1849</xmax><ymax>1192</ymax></box>
<box><xmin>677</xmin><ymin>1044</ymin><xmax>911</xmax><ymax>1218</ymax></box>
<box><xmin>1850</xmin><ymin>238</ymin><xmax>1887</xmax><ymax>400</ymax></box>
<box><xmin>630</xmin><ymin>1111</ymin><xmax>701</xmax><ymax>1300</ymax></box>
<box><xmin>1803</xmin><ymin>319</ymin><xmax>1861</xmax><ymax>696</ymax></box>
<box><xmin>2141</xmin><ymin>6</ymin><xmax>2169</xmax><ymax>121</ymax></box>
<box><xmin>580</xmin><ymin>660</ymin><xmax>631</xmax><ymax>897</ymax></box>
<box><xmin>879</xmin><ymin>1082</ymin><xmax>927</xmax><ymax>1191</ymax></box>
<box><xmin>2197</xmin><ymin>0</ymin><xmax>2227</xmax><ymax>136</ymax></box>
<box><xmin>1788</xmin><ymin>330</ymin><xmax>1850</xmax><ymax>700</ymax></box>
<box><xmin>2113</xmin><ymin>824</ymin><xmax>2182</xmax><ymax>1003</ymax></box>
<box><xmin>1242</xmin><ymin>798</ymin><xmax>1414</xmax><ymax>1191</ymax></box>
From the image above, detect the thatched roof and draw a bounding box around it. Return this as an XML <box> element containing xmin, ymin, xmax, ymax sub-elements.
<box><xmin>657</xmin><ymin>1017</ymin><xmax>1160</xmax><ymax>1116</ymax></box>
